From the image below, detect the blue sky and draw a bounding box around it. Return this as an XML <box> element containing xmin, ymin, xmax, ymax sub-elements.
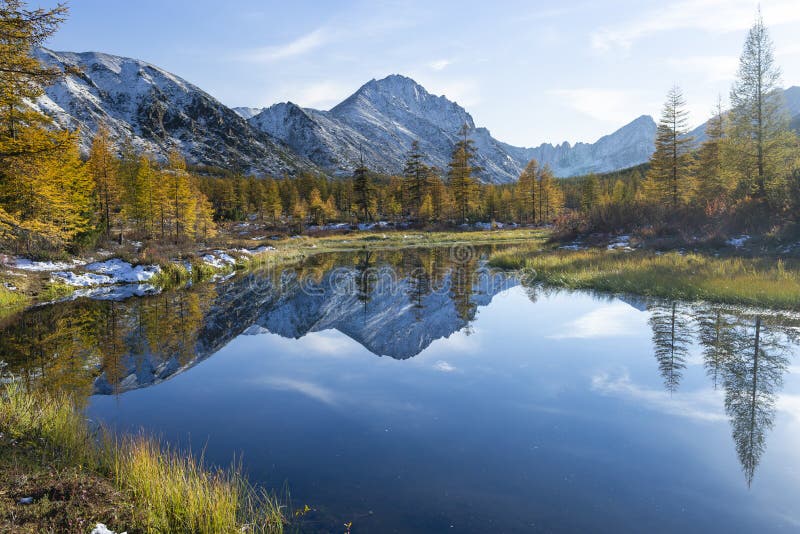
<box><xmin>37</xmin><ymin>0</ymin><xmax>800</xmax><ymax>147</ymax></box>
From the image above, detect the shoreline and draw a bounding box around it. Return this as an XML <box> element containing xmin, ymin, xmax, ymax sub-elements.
<box><xmin>0</xmin><ymin>228</ymin><xmax>548</xmax><ymax>319</ymax></box>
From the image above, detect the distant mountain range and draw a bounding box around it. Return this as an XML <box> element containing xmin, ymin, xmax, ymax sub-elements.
<box><xmin>31</xmin><ymin>47</ymin><xmax>800</xmax><ymax>183</ymax></box>
<box><xmin>243</xmin><ymin>75</ymin><xmax>659</xmax><ymax>182</ymax></box>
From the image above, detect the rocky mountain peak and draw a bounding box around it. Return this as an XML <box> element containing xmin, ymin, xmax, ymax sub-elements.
<box><xmin>32</xmin><ymin>48</ymin><xmax>315</xmax><ymax>177</ymax></box>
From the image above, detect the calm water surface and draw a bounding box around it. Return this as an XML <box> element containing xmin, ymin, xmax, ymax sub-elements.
<box><xmin>3</xmin><ymin>246</ymin><xmax>800</xmax><ymax>533</ymax></box>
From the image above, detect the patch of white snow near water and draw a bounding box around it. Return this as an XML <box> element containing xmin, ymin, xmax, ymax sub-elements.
<box><xmin>51</xmin><ymin>259</ymin><xmax>160</xmax><ymax>287</ymax></box>
<box><xmin>92</xmin><ymin>523</ymin><xmax>127</xmax><ymax>534</ymax></box>
<box><xmin>85</xmin><ymin>259</ymin><xmax>161</xmax><ymax>283</ymax></box>
<box><xmin>51</xmin><ymin>271</ymin><xmax>114</xmax><ymax>287</ymax></box>
<box><xmin>607</xmin><ymin>235</ymin><xmax>633</xmax><ymax>251</ymax></box>
<box><xmin>10</xmin><ymin>257</ymin><xmax>86</xmax><ymax>271</ymax></box>
<box><xmin>236</xmin><ymin>246</ymin><xmax>275</xmax><ymax>255</ymax></box>
<box><xmin>202</xmin><ymin>251</ymin><xmax>238</xmax><ymax>269</ymax></box>
<box><xmin>726</xmin><ymin>235</ymin><xmax>750</xmax><ymax>248</ymax></box>
<box><xmin>73</xmin><ymin>284</ymin><xmax>160</xmax><ymax>301</ymax></box>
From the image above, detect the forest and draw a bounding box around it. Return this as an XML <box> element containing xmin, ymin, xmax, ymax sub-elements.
<box><xmin>1</xmin><ymin>2</ymin><xmax>799</xmax><ymax>261</ymax></box>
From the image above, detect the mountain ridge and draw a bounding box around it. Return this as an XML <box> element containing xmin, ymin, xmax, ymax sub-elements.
<box><xmin>248</xmin><ymin>74</ymin><xmax>659</xmax><ymax>182</ymax></box>
<box><xmin>32</xmin><ymin>48</ymin><xmax>317</xmax><ymax>176</ymax></box>
<box><xmin>31</xmin><ymin>48</ymin><xmax>799</xmax><ymax>182</ymax></box>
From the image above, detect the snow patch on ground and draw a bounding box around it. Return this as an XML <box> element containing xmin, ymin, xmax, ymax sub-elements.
<box><xmin>307</xmin><ymin>222</ymin><xmax>351</xmax><ymax>232</ymax></box>
<box><xmin>726</xmin><ymin>235</ymin><xmax>750</xmax><ymax>248</ymax></box>
<box><xmin>474</xmin><ymin>221</ymin><xmax>511</xmax><ymax>230</ymax></box>
<box><xmin>91</xmin><ymin>523</ymin><xmax>127</xmax><ymax>534</ymax></box>
<box><xmin>51</xmin><ymin>259</ymin><xmax>161</xmax><ymax>287</ymax></box>
<box><xmin>235</xmin><ymin>245</ymin><xmax>275</xmax><ymax>255</ymax></box>
<box><xmin>10</xmin><ymin>257</ymin><xmax>86</xmax><ymax>271</ymax></box>
<box><xmin>607</xmin><ymin>235</ymin><xmax>634</xmax><ymax>251</ymax></box>
<box><xmin>51</xmin><ymin>271</ymin><xmax>114</xmax><ymax>287</ymax></box>
<box><xmin>357</xmin><ymin>221</ymin><xmax>391</xmax><ymax>231</ymax></box>
<box><xmin>202</xmin><ymin>251</ymin><xmax>238</xmax><ymax>269</ymax></box>
<box><xmin>85</xmin><ymin>258</ymin><xmax>161</xmax><ymax>283</ymax></box>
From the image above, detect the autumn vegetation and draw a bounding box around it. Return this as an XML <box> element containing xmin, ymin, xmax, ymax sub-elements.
<box><xmin>0</xmin><ymin>382</ymin><xmax>285</xmax><ymax>533</ymax></box>
<box><xmin>560</xmin><ymin>12</ymin><xmax>800</xmax><ymax>242</ymax></box>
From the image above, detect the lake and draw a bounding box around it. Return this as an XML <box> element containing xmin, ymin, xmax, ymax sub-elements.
<box><xmin>3</xmin><ymin>245</ymin><xmax>800</xmax><ymax>533</ymax></box>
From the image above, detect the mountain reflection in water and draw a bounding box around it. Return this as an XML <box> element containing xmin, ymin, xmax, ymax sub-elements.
<box><xmin>3</xmin><ymin>245</ymin><xmax>800</xmax><ymax>514</ymax></box>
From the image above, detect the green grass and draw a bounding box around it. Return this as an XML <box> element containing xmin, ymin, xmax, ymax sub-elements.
<box><xmin>0</xmin><ymin>285</ymin><xmax>29</xmax><ymax>319</ymax></box>
<box><xmin>37</xmin><ymin>280</ymin><xmax>76</xmax><ymax>302</ymax></box>
<box><xmin>151</xmin><ymin>261</ymin><xmax>193</xmax><ymax>288</ymax></box>
<box><xmin>240</xmin><ymin>228</ymin><xmax>550</xmax><ymax>271</ymax></box>
<box><xmin>286</xmin><ymin>228</ymin><xmax>549</xmax><ymax>252</ymax></box>
<box><xmin>489</xmin><ymin>246</ymin><xmax>800</xmax><ymax>310</ymax></box>
<box><xmin>2</xmin><ymin>229</ymin><xmax>550</xmax><ymax>313</ymax></box>
<box><xmin>189</xmin><ymin>258</ymin><xmax>220</xmax><ymax>282</ymax></box>
<box><xmin>0</xmin><ymin>383</ymin><xmax>285</xmax><ymax>533</ymax></box>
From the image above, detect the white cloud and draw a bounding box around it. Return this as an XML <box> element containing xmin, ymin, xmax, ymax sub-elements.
<box><xmin>592</xmin><ymin>371</ymin><xmax>726</xmax><ymax>422</ymax></box>
<box><xmin>294</xmin><ymin>81</ymin><xmax>353</xmax><ymax>109</ymax></box>
<box><xmin>241</xmin><ymin>28</ymin><xmax>329</xmax><ymax>63</ymax></box>
<box><xmin>426</xmin><ymin>79</ymin><xmax>481</xmax><ymax>107</ymax></box>
<box><xmin>776</xmin><ymin>394</ymin><xmax>800</xmax><ymax>424</ymax></box>
<box><xmin>549</xmin><ymin>301</ymin><xmax>647</xmax><ymax>339</ymax></box>
<box><xmin>591</xmin><ymin>0</ymin><xmax>800</xmax><ymax>52</ymax></box>
<box><xmin>434</xmin><ymin>360</ymin><xmax>456</xmax><ymax>372</ymax></box>
<box><xmin>667</xmin><ymin>55</ymin><xmax>739</xmax><ymax>83</ymax></box>
<box><xmin>254</xmin><ymin>377</ymin><xmax>338</xmax><ymax>405</ymax></box>
<box><xmin>428</xmin><ymin>59</ymin><xmax>452</xmax><ymax>71</ymax></box>
<box><xmin>777</xmin><ymin>43</ymin><xmax>800</xmax><ymax>58</ymax></box>
<box><xmin>550</xmin><ymin>88</ymin><xmax>651</xmax><ymax>124</ymax></box>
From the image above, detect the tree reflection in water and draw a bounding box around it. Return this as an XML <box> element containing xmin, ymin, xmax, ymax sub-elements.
<box><xmin>2</xmin><ymin>248</ymin><xmax>799</xmax><ymax>488</ymax></box>
<box><xmin>646</xmin><ymin>300</ymin><xmax>795</xmax><ymax>487</ymax></box>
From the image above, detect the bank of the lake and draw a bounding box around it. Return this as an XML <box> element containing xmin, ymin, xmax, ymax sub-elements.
<box><xmin>0</xmin><ymin>228</ymin><xmax>548</xmax><ymax>318</ymax></box>
<box><xmin>489</xmin><ymin>243</ymin><xmax>800</xmax><ymax>310</ymax></box>
<box><xmin>0</xmin><ymin>228</ymin><xmax>546</xmax><ymax>531</ymax></box>
<box><xmin>0</xmin><ymin>383</ymin><xmax>285</xmax><ymax>533</ymax></box>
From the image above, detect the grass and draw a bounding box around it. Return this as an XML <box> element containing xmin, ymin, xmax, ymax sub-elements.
<box><xmin>2</xmin><ymin>228</ymin><xmax>550</xmax><ymax>314</ymax></box>
<box><xmin>37</xmin><ymin>280</ymin><xmax>77</xmax><ymax>302</ymax></box>
<box><xmin>241</xmin><ymin>228</ymin><xmax>550</xmax><ymax>271</ymax></box>
<box><xmin>275</xmin><ymin>227</ymin><xmax>548</xmax><ymax>252</ymax></box>
<box><xmin>0</xmin><ymin>285</ymin><xmax>29</xmax><ymax>320</ymax></box>
<box><xmin>0</xmin><ymin>382</ymin><xmax>285</xmax><ymax>533</ymax></box>
<box><xmin>489</xmin><ymin>245</ymin><xmax>800</xmax><ymax>310</ymax></box>
<box><xmin>150</xmin><ymin>261</ymin><xmax>193</xmax><ymax>288</ymax></box>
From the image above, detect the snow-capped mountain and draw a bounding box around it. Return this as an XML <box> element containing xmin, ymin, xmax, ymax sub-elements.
<box><xmin>29</xmin><ymin>46</ymin><xmax>719</xmax><ymax>181</ymax></box>
<box><xmin>231</xmin><ymin>106</ymin><xmax>264</xmax><ymax>120</ymax></box>
<box><xmin>250</xmin><ymin>74</ymin><xmax>659</xmax><ymax>182</ymax></box>
<box><xmin>503</xmin><ymin>115</ymin><xmax>658</xmax><ymax>177</ymax></box>
<box><xmin>33</xmin><ymin>49</ymin><xmax>314</xmax><ymax>176</ymax></box>
<box><xmin>250</xmin><ymin>75</ymin><xmax>524</xmax><ymax>182</ymax></box>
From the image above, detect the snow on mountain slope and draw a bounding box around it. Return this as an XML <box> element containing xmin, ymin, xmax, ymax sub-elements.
<box><xmin>251</xmin><ymin>75</ymin><xmax>505</xmax><ymax>180</ymax></box>
<box><xmin>504</xmin><ymin>115</ymin><xmax>658</xmax><ymax>177</ymax></box>
<box><xmin>32</xmin><ymin>48</ymin><xmax>315</xmax><ymax>176</ymax></box>
<box><xmin>232</xmin><ymin>106</ymin><xmax>264</xmax><ymax>120</ymax></box>
<box><xmin>250</xmin><ymin>102</ymin><xmax>377</xmax><ymax>175</ymax></box>
<box><xmin>250</xmin><ymin>74</ymin><xmax>659</xmax><ymax>182</ymax></box>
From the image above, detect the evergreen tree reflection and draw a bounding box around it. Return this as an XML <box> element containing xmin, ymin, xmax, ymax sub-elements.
<box><xmin>722</xmin><ymin>314</ymin><xmax>789</xmax><ymax>487</ymax></box>
<box><xmin>649</xmin><ymin>301</ymin><xmax>693</xmax><ymax>393</ymax></box>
